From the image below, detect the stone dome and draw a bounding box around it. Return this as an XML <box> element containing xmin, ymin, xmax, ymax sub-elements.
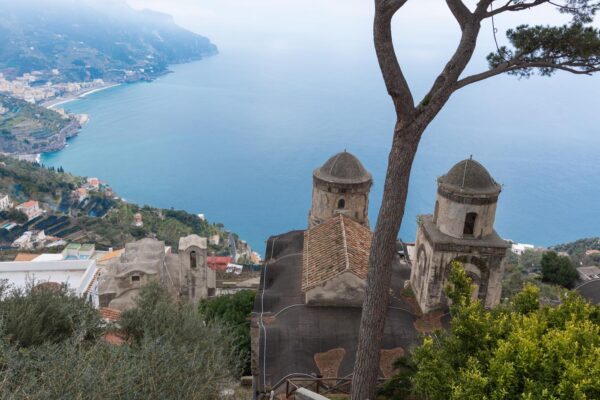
<box><xmin>438</xmin><ymin>158</ymin><xmax>501</xmax><ymax>195</ymax></box>
<box><xmin>314</xmin><ymin>151</ymin><xmax>372</xmax><ymax>184</ymax></box>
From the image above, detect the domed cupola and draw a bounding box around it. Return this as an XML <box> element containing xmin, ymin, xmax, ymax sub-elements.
<box><xmin>308</xmin><ymin>151</ymin><xmax>372</xmax><ymax>228</ymax></box>
<box><xmin>438</xmin><ymin>158</ymin><xmax>501</xmax><ymax>197</ymax></box>
<box><xmin>433</xmin><ymin>157</ymin><xmax>502</xmax><ymax>239</ymax></box>
<box><xmin>314</xmin><ymin>151</ymin><xmax>372</xmax><ymax>185</ymax></box>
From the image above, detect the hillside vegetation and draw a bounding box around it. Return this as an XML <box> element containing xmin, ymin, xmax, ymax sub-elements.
<box><xmin>0</xmin><ymin>0</ymin><xmax>217</xmax><ymax>83</ymax></box>
<box><xmin>0</xmin><ymin>94</ymin><xmax>80</xmax><ymax>154</ymax></box>
<box><xmin>0</xmin><ymin>155</ymin><xmax>233</xmax><ymax>252</ymax></box>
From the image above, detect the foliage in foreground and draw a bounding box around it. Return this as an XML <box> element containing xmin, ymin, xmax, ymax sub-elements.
<box><xmin>199</xmin><ymin>290</ymin><xmax>256</xmax><ymax>375</ymax></box>
<box><xmin>0</xmin><ymin>282</ymin><xmax>242</xmax><ymax>399</ymax></box>
<box><xmin>0</xmin><ymin>280</ymin><xmax>102</xmax><ymax>347</ymax></box>
<box><xmin>381</xmin><ymin>262</ymin><xmax>600</xmax><ymax>400</ymax></box>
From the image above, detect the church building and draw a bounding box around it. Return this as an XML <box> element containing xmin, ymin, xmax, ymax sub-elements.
<box><xmin>410</xmin><ymin>158</ymin><xmax>509</xmax><ymax>313</ymax></box>
<box><xmin>251</xmin><ymin>152</ymin><xmax>509</xmax><ymax>398</ymax></box>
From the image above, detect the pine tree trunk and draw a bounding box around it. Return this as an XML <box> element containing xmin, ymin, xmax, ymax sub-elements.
<box><xmin>351</xmin><ymin>122</ymin><xmax>422</xmax><ymax>399</ymax></box>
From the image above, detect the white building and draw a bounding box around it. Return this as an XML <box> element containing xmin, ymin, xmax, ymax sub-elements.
<box><xmin>511</xmin><ymin>243</ymin><xmax>535</xmax><ymax>255</ymax></box>
<box><xmin>12</xmin><ymin>230</ymin><xmax>47</xmax><ymax>250</ymax></box>
<box><xmin>0</xmin><ymin>259</ymin><xmax>99</xmax><ymax>306</ymax></box>
<box><xmin>0</xmin><ymin>194</ymin><xmax>11</xmax><ymax>211</ymax></box>
<box><xmin>16</xmin><ymin>200</ymin><xmax>42</xmax><ymax>220</ymax></box>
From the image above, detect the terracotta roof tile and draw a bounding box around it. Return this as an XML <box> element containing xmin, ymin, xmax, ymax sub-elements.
<box><xmin>99</xmin><ymin>307</ymin><xmax>122</xmax><ymax>322</ymax></box>
<box><xmin>14</xmin><ymin>253</ymin><xmax>39</xmax><ymax>261</ymax></box>
<box><xmin>99</xmin><ymin>249</ymin><xmax>124</xmax><ymax>263</ymax></box>
<box><xmin>302</xmin><ymin>215</ymin><xmax>371</xmax><ymax>292</ymax></box>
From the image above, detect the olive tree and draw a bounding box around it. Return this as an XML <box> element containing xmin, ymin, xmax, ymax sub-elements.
<box><xmin>353</xmin><ymin>1</ymin><xmax>600</xmax><ymax>398</ymax></box>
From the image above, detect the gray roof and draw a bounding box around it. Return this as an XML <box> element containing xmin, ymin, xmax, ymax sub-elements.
<box><xmin>314</xmin><ymin>151</ymin><xmax>372</xmax><ymax>184</ymax></box>
<box><xmin>253</xmin><ymin>230</ymin><xmax>427</xmax><ymax>393</ymax></box>
<box><xmin>576</xmin><ymin>280</ymin><xmax>600</xmax><ymax>305</ymax></box>
<box><xmin>438</xmin><ymin>158</ymin><xmax>501</xmax><ymax>195</ymax></box>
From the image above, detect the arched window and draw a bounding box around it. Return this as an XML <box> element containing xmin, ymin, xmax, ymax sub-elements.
<box><xmin>433</xmin><ymin>200</ymin><xmax>440</xmax><ymax>224</ymax></box>
<box><xmin>190</xmin><ymin>250</ymin><xmax>197</xmax><ymax>269</ymax></box>
<box><xmin>337</xmin><ymin>198</ymin><xmax>345</xmax><ymax>209</ymax></box>
<box><xmin>463</xmin><ymin>212</ymin><xmax>477</xmax><ymax>236</ymax></box>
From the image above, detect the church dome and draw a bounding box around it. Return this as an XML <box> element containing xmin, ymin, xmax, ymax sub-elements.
<box><xmin>438</xmin><ymin>158</ymin><xmax>501</xmax><ymax>195</ymax></box>
<box><xmin>314</xmin><ymin>151</ymin><xmax>372</xmax><ymax>184</ymax></box>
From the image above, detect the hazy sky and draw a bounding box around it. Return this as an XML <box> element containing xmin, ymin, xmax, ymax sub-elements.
<box><xmin>127</xmin><ymin>0</ymin><xmax>574</xmax><ymax>51</ymax></box>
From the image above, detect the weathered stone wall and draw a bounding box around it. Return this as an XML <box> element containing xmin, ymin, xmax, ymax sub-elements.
<box><xmin>435</xmin><ymin>192</ymin><xmax>498</xmax><ymax>239</ymax></box>
<box><xmin>411</xmin><ymin>217</ymin><xmax>507</xmax><ymax>313</ymax></box>
<box><xmin>308</xmin><ymin>179</ymin><xmax>370</xmax><ymax>228</ymax></box>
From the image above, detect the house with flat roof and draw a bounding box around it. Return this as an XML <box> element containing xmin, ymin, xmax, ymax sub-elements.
<box><xmin>0</xmin><ymin>258</ymin><xmax>99</xmax><ymax>306</ymax></box>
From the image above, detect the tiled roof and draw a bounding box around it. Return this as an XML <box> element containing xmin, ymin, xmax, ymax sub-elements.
<box><xmin>14</xmin><ymin>253</ymin><xmax>39</xmax><ymax>261</ymax></box>
<box><xmin>18</xmin><ymin>200</ymin><xmax>38</xmax><ymax>208</ymax></box>
<box><xmin>99</xmin><ymin>249</ymin><xmax>124</xmax><ymax>263</ymax></box>
<box><xmin>99</xmin><ymin>307</ymin><xmax>122</xmax><ymax>322</ymax></box>
<box><xmin>302</xmin><ymin>215</ymin><xmax>371</xmax><ymax>292</ymax></box>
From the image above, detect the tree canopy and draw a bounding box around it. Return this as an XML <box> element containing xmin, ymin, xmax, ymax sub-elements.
<box><xmin>541</xmin><ymin>251</ymin><xmax>579</xmax><ymax>287</ymax></box>
<box><xmin>383</xmin><ymin>263</ymin><xmax>600</xmax><ymax>400</ymax></box>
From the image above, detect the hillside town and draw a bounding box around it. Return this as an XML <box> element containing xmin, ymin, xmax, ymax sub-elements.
<box><xmin>0</xmin><ymin>71</ymin><xmax>108</xmax><ymax>105</ymax></box>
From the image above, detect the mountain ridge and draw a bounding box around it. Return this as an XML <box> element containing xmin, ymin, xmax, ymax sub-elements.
<box><xmin>0</xmin><ymin>0</ymin><xmax>217</xmax><ymax>83</ymax></box>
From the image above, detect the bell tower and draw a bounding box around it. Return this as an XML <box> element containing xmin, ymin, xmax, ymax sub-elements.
<box><xmin>308</xmin><ymin>151</ymin><xmax>372</xmax><ymax>228</ymax></box>
<box><xmin>410</xmin><ymin>158</ymin><xmax>509</xmax><ymax>313</ymax></box>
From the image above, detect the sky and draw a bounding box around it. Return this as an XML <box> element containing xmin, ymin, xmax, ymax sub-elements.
<box><xmin>126</xmin><ymin>0</ymin><xmax>587</xmax><ymax>97</ymax></box>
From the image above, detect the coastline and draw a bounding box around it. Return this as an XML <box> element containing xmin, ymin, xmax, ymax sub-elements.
<box><xmin>44</xmin><ymin>83</ymin><xmax>121</xmax><ymax>109</ymax></box>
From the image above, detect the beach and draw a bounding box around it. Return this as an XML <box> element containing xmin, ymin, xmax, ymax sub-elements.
<box><xmin>43</xmin><ymin>83</ymin><xmax>121</xmax><ymax>109</ymax></box>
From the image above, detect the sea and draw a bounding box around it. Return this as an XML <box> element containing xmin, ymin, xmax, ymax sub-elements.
<box><xmin>41</xmin><ymin>45</ymin><xmax>600</xmax><ymax>254</ymax></box>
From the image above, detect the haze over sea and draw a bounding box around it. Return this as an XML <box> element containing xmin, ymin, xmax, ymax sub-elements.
<box><xmin>43</xmin><ymin>1</ymin><xmax>600</xmax><ymax>253</ymax></box>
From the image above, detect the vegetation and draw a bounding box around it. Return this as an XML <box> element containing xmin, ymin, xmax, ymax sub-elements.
<box><xmin>541</xmin><ymin>251</ymin><xmax>579</xmax><ymax>288</ymax></box>
<box><xmin>502</xmin><ymin>249</ymin><xmax>564</xmax><ymax>302</ymax></box>
<box><xmin>381</xmin><ymin>262</ymin><xmax>600</xmax><ymax>400</ymax></box>
<box><xmin>0</xmin><ymin>155</ymin><xmax>236</xmax><ymax>252</ymax></box>
<box><xmin>355</xmin><ymin>2</ymin><xmax>600</xmax><ymax>395</ymax></box>
<box><xmin>0</xmin><ymin>0</ymin><xmax>216</xmax><ymax>83</ymax></box>
<box><xmin>0</xmin><ymin>281</ymin><xmax>242</xmax><ymax>399</ymax></box>
<box><xmin>199</xmin><ymin>290</ymin><xmax>256</xmax><ymax>375</ymax></box>
<box><xmin>0</xmin><ymin>94</ymin><xmax>80</xmax><ymax>154</ymax></box>
<box><xmin>552</xmin><ymin>237</ymin><xmax>600</xmax><ymax>266</ymax></box>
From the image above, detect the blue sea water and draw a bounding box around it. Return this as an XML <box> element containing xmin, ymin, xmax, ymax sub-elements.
<box><xmin>42</xmin><ymin>46</ymin><xmax>600</xmax><ymax>253</ymax></box>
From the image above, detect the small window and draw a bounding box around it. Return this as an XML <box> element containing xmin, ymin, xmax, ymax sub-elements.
<box><xmin>340</xmin><ymin>188</ymin><xmax>347</xmax><ymax>194</ymax></box>
<box><xmin>337</xmin><ymin>198</ymin><xmax>345</xmax><ymax>209</ymax></box>
<box><xmin>190</xmin><ymin>250</ymin><xmax>197</xmax><ymax>269</ymax></box>
<box><xmin>433</xmin><ymin>200</ymin><xmax>440</xmax><ymax>224</ymax></box>
<box><xmin>463</xmin><ymin>212</ymin><xmax>477</xmax><ymax>236</ymax></box>
<box><xmin>131</xmin><ymin>275</ymin><xmax>140</xmax><ymax>283</ymax></box>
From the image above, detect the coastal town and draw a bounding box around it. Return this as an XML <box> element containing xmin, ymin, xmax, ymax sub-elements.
<box><xmin>0</xmin><ymin>71</ymin><xmax>108</xmax><ymax>106</ymax></box>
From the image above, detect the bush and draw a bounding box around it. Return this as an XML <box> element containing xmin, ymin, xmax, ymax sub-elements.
<box><xmin>0</xmin><ymin>282</ymin><xmax>242</xmax><ymax>399</ymax></box>
<box><xmin>541</xmin><ymin>251</ymin><xmax>578</xmax><ymax>288</ymax></box>
<box><xmin>382</xmin><ymin>263</ymin><xmax>600</xmax><ymax>400</ymax></box>
<box><xmin>0</xmin><ymin>280</ymin><xmax>102</xmax><ymax>347</ymax></box>
<box><xmin>199</xmin><ymin>290</ymin><xmax>256</xmax><ymax>375</ymax></box>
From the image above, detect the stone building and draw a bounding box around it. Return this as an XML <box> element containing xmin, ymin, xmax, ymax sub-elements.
<box><xmin>98</xmin><ymin>234</ymin><xmax>215</xmax><ymax>311</ymax></box>
<box><xmin>308</xmin><ymin>151</ymin><xmax>372</xmax><ymax>228</ymax></box>
<box><xmin>252</xmin><ymin>151</ymin><xmax>420</xmax><ymax>397</ymax></box>
<box><xmin>410</xmin><ymin>158</ymin><xmax>509</xmax><ymax>313</ymax></box>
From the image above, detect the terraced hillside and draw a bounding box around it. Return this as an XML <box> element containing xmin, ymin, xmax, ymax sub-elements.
<box><xmin>0</xmin><ymin>94</ymin><xmax>80</xmax><ymax>154</ymax></box>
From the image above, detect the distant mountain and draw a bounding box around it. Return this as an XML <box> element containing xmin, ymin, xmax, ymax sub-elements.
<box><xmin>0</xmin><ymin>0</ymin><xmax>217</xmax><ymax>82</ymax></box>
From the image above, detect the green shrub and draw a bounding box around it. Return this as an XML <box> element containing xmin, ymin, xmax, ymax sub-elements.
<box><xmin>0</xmin><ymin>281</ymin><xmax>102</xmax><ymax>347</ymax></box>
<box><xmin>541</xmin><ymin>251</ymin><xmax>578</xmax><ymax>288</ymax></box>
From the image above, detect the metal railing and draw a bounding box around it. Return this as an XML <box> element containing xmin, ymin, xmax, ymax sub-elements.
<box><xmin>284</xmin><ymin>377</ymin><xmax>387</xmax><ymax>398</ymax></box>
